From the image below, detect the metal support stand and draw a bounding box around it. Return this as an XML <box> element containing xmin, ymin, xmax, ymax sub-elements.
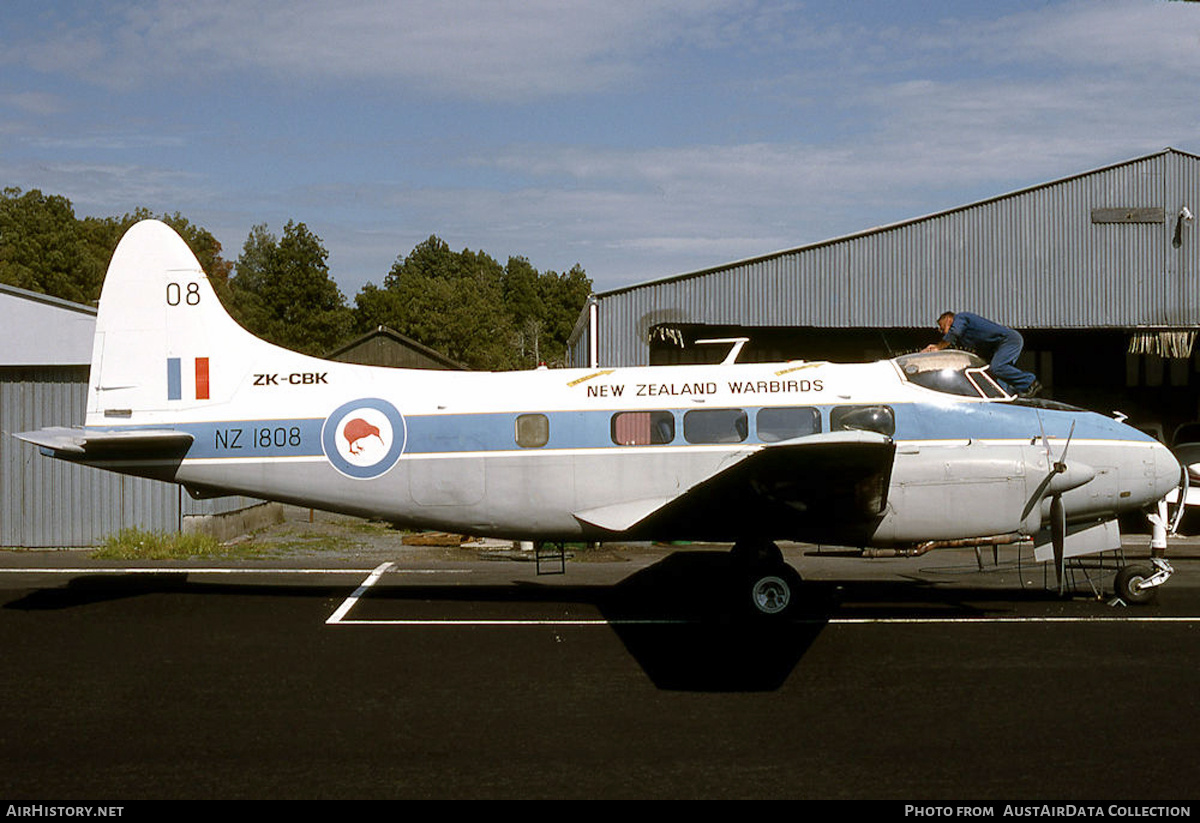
<box><xmin>535</xmin><ymin>541</ymin><xmax>566</xmax><ymax>575</ymax></box>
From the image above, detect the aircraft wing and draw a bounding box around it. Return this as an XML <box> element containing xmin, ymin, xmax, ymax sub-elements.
<box><xmin>14</xmin><ymin>426</ymin><xmax>194</xmax><ymax>460</ymax></box>
<box><xmin>573</xmin><ymin>430</ymin><xmax>895</xmax><ymax>542</ymax></box>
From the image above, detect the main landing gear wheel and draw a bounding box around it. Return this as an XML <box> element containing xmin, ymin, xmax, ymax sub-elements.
<box><xmin>749</xmin><ymin>572</ymin><xmax>793</xmax><ymax>616</ymax></box>
<box><xmin>1113</xmin><ymin>563</ymin><xmax>1158</xmax><ymax>605</ymax></box>
<box><xmin>732</xmin><ymin>540</ymin><xmax>799</xmax><ymax>618</ymax></box>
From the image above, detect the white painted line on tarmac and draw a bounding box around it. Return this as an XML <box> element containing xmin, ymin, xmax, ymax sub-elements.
<box><xmin>330</xmin><ymin>613</ymin><xmax>1200</xmax><ymax>627</ymax></box>
<box><xmin>828</xmin><ymin>615</ymin><xmax>1200</xmax><ymax>624</ymax></box>
<box><xmin>325</xmin><ymin>561</ymin><xmax>672</xmax><ymax>626</ymax></box>
<box><xmin>327</xmin><ymin>561</ymin><xmax>396</xmax><ymax>624</ymax></box>
<box><xmin>332</xmin><ymin>618</ymin><xmax>690</xmax><ymax>626</ymax></box>
<box><xmin>323</xmin><ymin>561</ymin><xmax>1200</xmax><ymax>627</ymax></box>
<box><xmin>4</xmin><ymin>566</ymin><xmax>1198</xmax><ymax>627</ymax></box>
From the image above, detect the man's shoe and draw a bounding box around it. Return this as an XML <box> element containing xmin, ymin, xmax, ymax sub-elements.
<box><xmin>1021</xmin><ymin>380</ymin><xmax>1043</xmax><ymax>398</ymax></box>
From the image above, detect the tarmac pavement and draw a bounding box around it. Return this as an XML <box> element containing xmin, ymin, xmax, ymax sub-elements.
<box><xmin>2</xmin><ymin>506</ymin><xmax>1200</xmax><ymax>800</ymax></box>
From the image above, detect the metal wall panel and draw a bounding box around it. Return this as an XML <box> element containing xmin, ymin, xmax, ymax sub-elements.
<box><xmin>181</xmin><ymin>493</ymin><xmax>264</xmax><ymax>517</ymax></box>
<box><xmin>577</xmin><ymin>149</ymin><xmax>1200</xmax><ymax>366</ymax></box>
<box><xmin>0</xmin><ymin>368</ymin><xmax>181</xmax><ymax>547</ymax></box>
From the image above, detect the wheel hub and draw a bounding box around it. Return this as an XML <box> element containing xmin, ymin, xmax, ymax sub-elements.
<box><xmin>751</xmin><ymin>575</ymin><xmax>791</xmax><ymax>615</ymax></box>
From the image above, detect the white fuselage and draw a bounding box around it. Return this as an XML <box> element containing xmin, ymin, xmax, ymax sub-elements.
<box><xmin>103</xmin><ymin>354</ymin><xmax>1178</xmax><ymax>545</ymax></box>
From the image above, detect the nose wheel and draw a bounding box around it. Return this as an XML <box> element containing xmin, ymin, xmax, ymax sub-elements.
<box><xmin>1113</xmin><ymin>559</ymin><xmax>1173</xmax><ymax>605</ymax></box>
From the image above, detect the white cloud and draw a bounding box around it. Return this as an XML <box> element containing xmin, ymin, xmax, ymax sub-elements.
<box><xmin>998</xmin><ymin>0</ymin><xmax>1200</xmax><ymax>73</ymax></box>
<box><xmin>26</xmin><ymin>134</ymin><xmax>188</xmax><ymax>151</ymax></box>
<box><xmin>28</xmin><ymin>162</ymin><xmax>211</xmax><ymax>211</ymax></box>
<box><xmin>7</xmin><ymin>0</ymin><xmax>746</xmax><ymax>100</ymax></box>
<box><xmin>0</xmin><ymin>92</ymin><xmax>66</xmax><ymax>116</ymax></box>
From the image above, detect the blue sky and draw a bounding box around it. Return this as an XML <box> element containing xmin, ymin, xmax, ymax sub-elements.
<box><xmin>2</xmin><ymin>0</ymin><xmax>1198</xmax><ymax>298</ymax></box>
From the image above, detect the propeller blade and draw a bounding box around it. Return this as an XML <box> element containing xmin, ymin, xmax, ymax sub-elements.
<box><xmin>1024</xmin><ymin>418</ymin><xmax>1079</xmax><ymax>596</ymax></box>
<box><xmin>1055</xmin><ymin>420</ymin><xmax>1077</xmax><ymax>473</ymax></box>
<box><xmin>1021</xmin><ymin>471</ymin><xmax>1057</xmax><ymax>520</ymax></box>
<box><xmin>1051</xmin><ymin>494</ymin><xmax>1066</xmax><ymax>595</ymax></box>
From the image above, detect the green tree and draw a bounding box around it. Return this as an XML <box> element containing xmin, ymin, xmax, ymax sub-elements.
<box><xmin>536</xmin><ymin>263</ymin><xmax>592</xmax><ymax>366</ymax></box>
<box><xmin>0</xmin><ymin>188</ymin><xmax>234</xmax><ymax>306</ymax></box>
<box><xmin>502</xmin><ymin>255</ymin><xmax>543</xmax><ymax>363</ymax></box>
<box><xmin>356</xmin><ymin>236</ymin><xmax>519</xmax><ymax>370</ymax></box>
<box><xmin>355</xmin><ymin>236</ymin><xmax>592</xmax><ymax>370</ymax></box>
<box><xmin>80</xmin><ymin>208</ymin><xmax>234</xmax><ymax>300</ymax></box>
<box><xmin>0</xmin><ymin>187</ymin><xmax>100</xmax><ymax>303</ymax></box>
<box><xmin>229</xmin><ymin>221</ymin><xmax>352</xmax><ymax>355</ymax></box>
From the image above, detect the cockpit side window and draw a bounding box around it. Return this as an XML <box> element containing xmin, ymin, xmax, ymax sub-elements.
<box><xmin>967</xmin><ymin>368</ymin><xmax>1009</xmax><ymax>399</ymax></box>
<box><xmin>831</xmin><ymin>405</ymin><xmax>895</xmax><ymax>437</ymax></box>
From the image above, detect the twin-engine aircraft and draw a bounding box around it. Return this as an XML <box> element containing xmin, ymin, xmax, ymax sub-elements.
<box><xmin>16</xmin><ymin>221</ymin><xmax>1183</xmax><ymax>614</ymax></box>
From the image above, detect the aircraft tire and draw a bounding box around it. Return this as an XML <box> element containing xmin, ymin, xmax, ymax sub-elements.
<box><xmin>745</xmin><ymin>564</ymin><xmax>800</xmax><ymax>619</ymax></box>
<box><xmin>1113</xmin><ymin>564</ymin><xmax>1157</xmax><ymax>605</ymax></box>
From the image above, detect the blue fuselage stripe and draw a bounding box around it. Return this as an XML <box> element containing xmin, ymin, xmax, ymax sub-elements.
<box><xmin>94</xmin><ymin>401</ymin><xmax>1150</xmax><ymax>461</ymax></box>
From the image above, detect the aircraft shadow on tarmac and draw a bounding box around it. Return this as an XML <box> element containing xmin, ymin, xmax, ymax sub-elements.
<box><xmin>2</xmin><ymin>573</ymin><xmax>342</xmax><ymax>613</ymax></box>
<box><xmin>4</xmin><ymin>550</ymin><xmax>1079</xmax><ymax>693</ymax></box>
<box><xmin>579</xmin><ymin>551</ymin><xmax>1051</xmax><ymax>692</ymax></box>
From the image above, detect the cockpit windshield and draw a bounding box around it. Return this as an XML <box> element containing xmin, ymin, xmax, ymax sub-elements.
<box><xmin>893</xmin><ymin>351</ymin><xmax>1012</xmax><ymax>400</ymax></box>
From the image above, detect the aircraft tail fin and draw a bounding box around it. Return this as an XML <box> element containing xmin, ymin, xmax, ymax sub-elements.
<box><xmin>86</xmin><ymin>220</ymin><xmax>271</xmax><ymax>425</ymax></box>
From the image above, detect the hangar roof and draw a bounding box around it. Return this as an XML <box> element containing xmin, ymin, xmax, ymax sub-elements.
<box><xmin>574</xmin><ymin>148</ymin><xmax>1200</xmax><ymax>366</ymax></box>
<box><xmin>326</xmin><ymin>325</ymin><xmax>466</xmax><ymax>370</ymax></box>
<box><xmin>0</xmin><ymin>284</ymin><xmax>95</xmax><ymax>367</ymax></box>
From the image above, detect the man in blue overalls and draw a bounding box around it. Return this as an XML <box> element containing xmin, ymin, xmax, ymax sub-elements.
<box><xmin>923</xmin><ymin>311</ymin><xmax>1041</xmax><ymax>397</ymax></box>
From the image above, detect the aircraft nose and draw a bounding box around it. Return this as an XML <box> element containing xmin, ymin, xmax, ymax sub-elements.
<box><xmin>1150</xmin><ymin>440</ymin><xmax>1184</xmax><ymax>503</ymax></box>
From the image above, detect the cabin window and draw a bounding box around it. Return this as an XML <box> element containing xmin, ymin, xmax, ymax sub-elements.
<box><xmin>831</xmin><ymin>405</ymin><xmax>895</xmax><ymax>437</ymax></box>
<box><xmin>611</xmin><ymin>411</ymin><xmax>675</xmax><ymax>445</ymax></box>
<box><xmin>515</xmin><ymin>413</ymin><xmax>549</xmax><ymax>448</ymax></box>
<box><xmin>683</xmin><ymin>409</ymin><xmax>748</xmax><ymax>444</ymax></box>
<box><xmin>756</xmin><ymin>406</ymin><xmax>821</xmax><ymax>442</ymax></box>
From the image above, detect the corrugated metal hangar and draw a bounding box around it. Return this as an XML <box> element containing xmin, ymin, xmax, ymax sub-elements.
<box><xmin>0</xmin><ymin>284</ymin><xmax>259</xmax><ymax>547</ymax></box>
<box><xmin>569</xmin><ymin>147</ymin><xmax>1200</xmax><ymax>440</ymax></box>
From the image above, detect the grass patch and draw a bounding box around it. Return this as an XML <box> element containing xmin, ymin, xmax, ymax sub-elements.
<box><xmin>92</xmin><ymin>527</ymin><xmax>232</xmax><ymax>560</ymax></box>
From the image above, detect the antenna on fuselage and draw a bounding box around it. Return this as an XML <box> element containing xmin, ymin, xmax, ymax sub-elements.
<box><xmin>695</xmin><ymin>337</ymin><xmax>750</xmax><ymax>365</ymax></box>
<box><xmin>879</xmin><ymin>329</ymin><xmax>896</xmax><ymax>357</ymax></box>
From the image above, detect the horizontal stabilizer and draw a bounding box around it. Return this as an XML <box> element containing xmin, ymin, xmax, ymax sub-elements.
<box><xmin>15</xmin><ymin>426</ymin><xmax>194</xmax><ymax>459</ymax></box>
